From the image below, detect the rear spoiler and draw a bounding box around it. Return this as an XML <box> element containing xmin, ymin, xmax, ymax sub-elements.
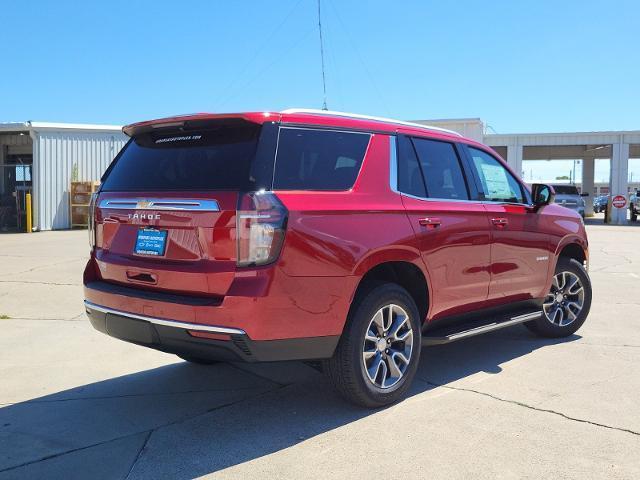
<box><xmin>122</xmin><ymin>112</ymin><xmax>280</xmax><ymax>137</ymax></box>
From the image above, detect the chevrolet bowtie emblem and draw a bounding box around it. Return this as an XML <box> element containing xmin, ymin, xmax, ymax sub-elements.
<box><xmin>137</xmin><ymin>200</ymin><xmax>152</xmax><ymax>209</ymax></box>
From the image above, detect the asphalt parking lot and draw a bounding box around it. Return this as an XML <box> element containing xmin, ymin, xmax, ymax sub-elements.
<box><xmin>1</xmin><ymin>223</ymin><xmax>639</xmax><ymax>479</ymax></box>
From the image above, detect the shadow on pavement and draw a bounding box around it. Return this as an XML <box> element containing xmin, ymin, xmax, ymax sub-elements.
<box><xmin>0</xmin><ymin>326</ymin><xmax>579</xmax><ymax>479</ymax></box>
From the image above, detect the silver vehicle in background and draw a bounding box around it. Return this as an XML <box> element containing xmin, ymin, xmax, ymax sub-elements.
<box><xmin>550</xmin><ymin>184</ymin><xmax>587</xmax><ymax>218</ymax></box>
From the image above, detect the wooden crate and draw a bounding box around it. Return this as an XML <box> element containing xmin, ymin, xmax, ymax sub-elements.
<box><xmin>70</xmin><ymin>181</ymin><xmax>99</xmax><ymax>228</ymax></box>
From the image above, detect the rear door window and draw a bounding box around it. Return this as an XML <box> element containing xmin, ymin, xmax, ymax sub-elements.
<box><xmin>101</xmin><ymin>123</ymin><xmax>267</xmax><ymax>191</ymax></box>
<box><xmin>467</xmin><ymin>147</ymin><xmax>525</xmax><ymax>203</ymax></box>
<box><xmin>273</xmin><ymin>128</ymin><xmax>370</xmax><ymax>190</ymax></box>
<box><xmin>411</xmin><ymin>138</ymin><xmax>469</xmax><ymax>200</ymax></box>
<box><xmin>397</xmin><ymin>135</ymin><xmax>427</xmax><ymax>198</ymax></box>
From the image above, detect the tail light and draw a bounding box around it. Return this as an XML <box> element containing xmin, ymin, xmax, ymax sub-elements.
<box><xmin>88</xmin><ymin>192</ymin><xmax>98</xmax><ymax>248</ymax></box>
<box><xmin>237</xmin><ymin>191</ymin><xmax>287</xmax><ymax>267</ymax></box>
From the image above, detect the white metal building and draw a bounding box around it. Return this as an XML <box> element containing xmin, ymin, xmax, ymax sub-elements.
<box><xmin>0</xmin><ymin>122</ymin><xmax>127</xmax><ymax>231</ymax></box>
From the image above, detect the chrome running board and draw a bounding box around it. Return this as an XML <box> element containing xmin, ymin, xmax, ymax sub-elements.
<box><xmin>422</xmin><ymin>311</ymin><xmax>542</xmax><ymax>346</ymax></box>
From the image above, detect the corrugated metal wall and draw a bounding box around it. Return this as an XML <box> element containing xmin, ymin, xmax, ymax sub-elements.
<box><xmin>32</xmin><ymin>130</ymin><xmax>127</xmax><ymax>230</ymax></box>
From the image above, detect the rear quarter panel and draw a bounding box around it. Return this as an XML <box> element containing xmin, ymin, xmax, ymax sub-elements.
<box><xmin>274</xmin><ymin>133</ymin><xmax>425</xmax><ymax>300</ymax></box>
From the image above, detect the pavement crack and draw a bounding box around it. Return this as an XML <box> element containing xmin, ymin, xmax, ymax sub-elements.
<box><xmin>124</xmin><ymin>430</ymin><xmax>153</xmax><ymax>480</ymax></box>
<box><xmin>0</xmin><ymin>280</ymin><xmax>80</xmax><ymax>286</ymax></box>
<box><xmin>423</xmin><ymin>379</ymin><xmax>640</xmax><ymax>437</ymax></box>
<box><xmin>0</xmin><ymin>260</ymin><xmax>74</xmax><ymax>278</ymax></box>
<box><xmin>6</xmin><ymin>317</ymin><xmax>85</xmax><ymax>322</ymax></box>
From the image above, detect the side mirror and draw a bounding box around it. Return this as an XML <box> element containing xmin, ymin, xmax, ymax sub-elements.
<box><xmin>580</xmin><ymin>192</ymin><xmax>589</xmax><ymax>197</ymax></box>
<box><xmin>531</xmin><ymin>183</ymin><xmax>555</xmax><ymax>209</ymax></box>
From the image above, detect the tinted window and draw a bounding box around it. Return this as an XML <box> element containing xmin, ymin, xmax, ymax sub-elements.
<box><xmin>468</xmin><ymin>147</ymin><xmax>524</xmax><ymax>203</ymax></box>
<box><xmin>411</xmin><ymin>138</ymin><xmax>469</xmax><ymax>200</ymax></box>
<box><xmin>397</xmin><ymin>136</ymin><xmax>426</xmax><ymax>197</ymax></box>
<box><xmin>273</xmin><ymin>128</ymin><xmax>370</xmax><ymax>190</ymax></box>
<box><xmin>101</xmin><ymin>124</ymin><xmax>263</xmax><ymax>191</ymax></box>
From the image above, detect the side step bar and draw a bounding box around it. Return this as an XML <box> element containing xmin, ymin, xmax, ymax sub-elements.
<box><xmin>422</xmin><ymin>311</ymin><xmax>542</xmax><ymax>346</ymax></box>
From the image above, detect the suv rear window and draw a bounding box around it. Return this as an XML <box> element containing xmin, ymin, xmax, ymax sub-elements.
<box><xmin>101</xmin><ymin>123</ymin><xmax>264</xmax><ymax>191</ymax></box>
<box><xmin>273</xmin><ymin>128</ymin><xmax>370</xmax><ymax>190</ymax></box>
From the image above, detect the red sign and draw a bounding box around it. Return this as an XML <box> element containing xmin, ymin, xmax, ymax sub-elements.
<box><xmin>612</xmin><ymin>195</ymin><xmax>627</xmax><ymax>209</ymax></box>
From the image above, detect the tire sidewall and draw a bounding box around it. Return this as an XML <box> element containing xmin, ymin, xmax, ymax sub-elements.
<box><xmin>347</xmin><ymin>284</ymin><xmax>422</xmax><ymax>404</ymax></box>
<box><xmin>538</xmin><ymin>257</ymin><xmax>592</xmax><ymax>336</ymax></box>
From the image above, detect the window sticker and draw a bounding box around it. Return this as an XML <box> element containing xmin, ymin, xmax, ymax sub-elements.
<box><xmin>479</xmin><ymin>162</ymin><xmax>513</xmax><ymax>199</ymax></box>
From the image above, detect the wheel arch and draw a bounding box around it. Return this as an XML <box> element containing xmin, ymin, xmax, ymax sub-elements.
<box><xmin>554</xmin><ymin>237</ymin><xmax>588</xmax><ymax>269</ymax></box>
<box><xmin>350</xmin><ymin>253</ymin><xmax>430</xmax><ymax>327</ymax></box>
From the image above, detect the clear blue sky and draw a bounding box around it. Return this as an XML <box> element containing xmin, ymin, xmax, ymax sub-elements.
<box><xmin>1</xmin><ymin>0</ymin><xmax>639</xmax><ymax>134</ymax></box>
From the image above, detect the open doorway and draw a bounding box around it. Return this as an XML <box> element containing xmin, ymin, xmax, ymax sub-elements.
<box><xmin>0</xmin><ymin>154</ymin><xmax>33</xmax><ymax>232</ymax></box>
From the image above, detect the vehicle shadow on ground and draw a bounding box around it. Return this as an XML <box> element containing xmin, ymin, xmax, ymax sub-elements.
<box><xmin>0</xmin><ymin>326</ymin><xmax>580</xmax><ymax>479</ymax></box>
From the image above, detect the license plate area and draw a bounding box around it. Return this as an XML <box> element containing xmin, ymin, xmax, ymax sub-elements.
<box><xmin>134</xmin><ymin>228</ymin><xmax>167</xmax><ymax>256</ymax></box>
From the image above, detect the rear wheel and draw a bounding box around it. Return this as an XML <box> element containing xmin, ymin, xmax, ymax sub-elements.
<box><xmin>323</xmin><ymin>283</ymin><xmax>421</xmax><ymax>408</ymax></box>
<box><xmin>177</xmin><ymin>354</ymin><xmax>219</xmax><ymax>365</ymax></box>
<box><xmin>631</xmin><ymin>205</ymin><xmax>637</xmax><ymax>221</ymax></box>
<box><xmin>525</xmin><ymin>258</ymin><xmax>591</xmax><ymax>338</ymax></box>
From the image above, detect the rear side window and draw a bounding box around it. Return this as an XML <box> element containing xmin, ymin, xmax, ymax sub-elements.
<box><xmin>397</xmin><ymin>135</ymin><xmax>426</xmax><ymax>197</ymax></box>
<box><xmin>273</xmin><ymin>128</ymin><xmax>370</xmax><ymax>190</ymax></box>
<box><xmin>411</xmin><ymin>138</ymin><xmax>469</xmax><ymax>200</ymax></box>
<box><xmin>468</xmin><ymin>147</ymin><xmax>525</xmax><ymax>203</ymax></box>
<box><xmin>101</xmin><ymin>123</ymin><xmax>265</xmax><ymax>191</ymax></box>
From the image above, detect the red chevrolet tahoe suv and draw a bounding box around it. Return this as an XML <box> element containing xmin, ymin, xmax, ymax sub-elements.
<box><xmin>84</xmin><ymin>109</ymin><xmax>592</xmax><ymax>407</ymax></box>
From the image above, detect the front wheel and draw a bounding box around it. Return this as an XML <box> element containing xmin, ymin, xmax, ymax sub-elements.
<box><xmin>525</xmin><ymin>258</ymin><xmax>592</xmax><ymax>338</ymax></box>
<box><xmin>323</xmin><ymin>283</ymin><xmax>421</xmax><ymax>408</ymax></box>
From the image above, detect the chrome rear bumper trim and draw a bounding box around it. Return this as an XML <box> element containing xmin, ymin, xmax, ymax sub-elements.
<box><xmin>84</xmin><ymin>300</ymin><xmax>246</xmax><ymax>335</ymax></box>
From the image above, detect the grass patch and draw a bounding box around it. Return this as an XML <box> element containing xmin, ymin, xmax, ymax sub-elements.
<box><xmin>0</xmin><ymin>314</ymin><xmax>10</xmax><ymax>319</ymax></box>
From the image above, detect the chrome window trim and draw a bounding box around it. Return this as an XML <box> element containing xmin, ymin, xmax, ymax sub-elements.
<box><xmin>277</xmin><ymin>125</ymin><xmax>373</xmax><ymax>137</ymax></box>
<box><xmin>98</xmin><ymin>198</ymin><xmax>220</xmax><ymax>211</ymax></box>
<box><xmin>84</xmin><ymin>301</ymin><xmax>246</xmax><ymax>335</ymax></box>
<box><xmin>390</xmin><ymin>135</ymin><xmax>533</xmax><ymax>207</ymax></box>
<box><xmin>389</xmin><ymin>135</ymin><xmax>398</xmax><ymax>193</ymax></box>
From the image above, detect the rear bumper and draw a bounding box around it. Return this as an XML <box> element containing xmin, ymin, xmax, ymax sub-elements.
<box><xmin>85</xmin><ymin>300</ymin><xmax>340</xmax><ymax>362</ymax></box>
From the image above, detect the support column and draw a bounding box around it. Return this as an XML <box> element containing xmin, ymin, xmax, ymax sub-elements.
<box><xmin>610</xmin><ymin>141</ymin><xmax>630</xmax><ymax>225</ymax></box>
<box><xmin>582</xmin><ymin>156</ymin><xmax>595</xmax><ymax>216</ymax></box>
<box><xmin>507</xmin><ymin>143</ymin><xmax>523</xmax><ymax>178</ymax></box>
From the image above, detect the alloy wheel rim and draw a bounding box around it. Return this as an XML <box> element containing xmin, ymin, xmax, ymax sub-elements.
<box><xmin>543</xmin><ymin>271</ymin><xmax>585</xmax><ymax>327</ymax></box>
<box><xmin>362</xmin><ymin>304</ymin><xmax>414</xmax><ymax>389</ymax></box>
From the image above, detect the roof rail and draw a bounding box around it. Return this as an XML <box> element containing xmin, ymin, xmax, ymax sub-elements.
<box><xmin>280</xmin><ymin>108</ymin><xmax>463</xmax><ymax>137</ymax></box>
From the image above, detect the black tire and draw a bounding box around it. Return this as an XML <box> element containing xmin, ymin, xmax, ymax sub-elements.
<box><xmin>323</xmin><ymin>283</ymin><xmax>422</xmax><ymax>408</ymax></box>
<box><xmin>177</xmin><ymin>354</ymin><xmax>220</xmax><ymax>365</ymax></box>
<box><xmin>631</xmin><ymin>207</ymin><xmax>637</xmax><ymax>222</ymax></box>
<box><xmin>525</xmin><ymin>257</ymin><xmax>592</xmax><ymax>338</ymax></box>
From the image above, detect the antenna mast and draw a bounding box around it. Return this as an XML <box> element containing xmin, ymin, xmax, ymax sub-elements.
<box><xmin>317</xmin><ymin>0</ymin><xmax>328</xmax><ymax>110</ymax></box>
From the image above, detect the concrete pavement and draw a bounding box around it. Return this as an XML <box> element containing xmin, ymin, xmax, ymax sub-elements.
<box><xmin>0</xmin><ymin>226</ymin><xmax>639</xmax><ymax>479</ymax></box>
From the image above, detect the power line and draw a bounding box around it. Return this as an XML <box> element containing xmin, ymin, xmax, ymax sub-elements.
<box><xmin>215</xmin><ymin>0</ymin><xmax>304</xmax><ymax>110</ymax></box>
<box><xmin>317</xmin><ymin>0</ymin><xmax>328</xmax><ymax>110</ymax></box>
<box><xmin>327</xmin><ymin>0</ymin><xmax>391</xmax><ymax>117</ymax></box>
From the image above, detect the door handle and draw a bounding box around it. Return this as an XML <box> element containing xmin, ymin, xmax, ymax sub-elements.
<box><xmin>418</xmin><ymin>217</ymin><xmax>441</xmax><ymax>228</ymax></box>
<box><xmin>491</xmin><ymin>217</ymin><xmax>508</xmax><ymax>227</ymax></box>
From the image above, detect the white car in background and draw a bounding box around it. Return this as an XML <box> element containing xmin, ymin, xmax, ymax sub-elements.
<box><xmin>550</xmin><ymin>184</ymin><xmax>587</xmax><ymax>218</ymax></box>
